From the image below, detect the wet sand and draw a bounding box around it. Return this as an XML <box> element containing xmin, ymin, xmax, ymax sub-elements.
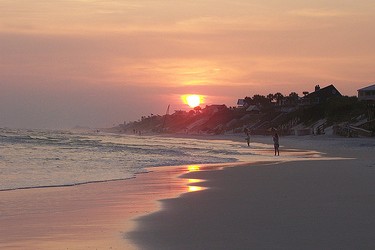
<box><xmin>0</xmin><ymin>164</ymin><xmax>209</xmax><ymax>249</ymax></box>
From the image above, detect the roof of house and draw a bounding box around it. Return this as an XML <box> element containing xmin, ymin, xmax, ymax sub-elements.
<box><xmin>358</xmin><ymin>84</ymin><xmax>375</xmax><ymax>91</ymax></box>
<box><xmin>304</xmin><ymin>84</ymin><xmax>342</xmax><ymax>99</ymax></box>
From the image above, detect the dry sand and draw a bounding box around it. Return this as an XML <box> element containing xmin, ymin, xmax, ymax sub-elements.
<box><xmin>1</xmin><ymin>134</ymin><xmax>374</xmax><ymax>249</ymax></box>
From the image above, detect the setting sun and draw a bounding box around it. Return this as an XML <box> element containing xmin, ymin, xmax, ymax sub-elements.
<box><xmin>182</xmin><ymin>95</ymin><xmax>203</xmax><ymax>108</ymax></box>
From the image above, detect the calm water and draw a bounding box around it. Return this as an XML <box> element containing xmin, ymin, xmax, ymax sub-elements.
<box><xmin>0</xmin><ymin>128</ymin><xmax>271</xmax><ymax>191</ymax></box>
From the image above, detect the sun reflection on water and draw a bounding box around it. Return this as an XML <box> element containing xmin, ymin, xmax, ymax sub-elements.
<box><xmin>187</xmin><ymin>179</ymin><xmax>203</xmax><ymax>192</ymax></box>
<box><xmin>188</xmin><ymin>185</ymin><xmax>203</xmax><ymax>192</ymax></box>
<box><xmin>188</xmin><ymin>165</ymin><xmax>200</xmax><ymax>172</ymax></box>
<box><xmin>186</xmin><ymin>165</ymin><xmax>204</xmax><ymax>192</ymax></box>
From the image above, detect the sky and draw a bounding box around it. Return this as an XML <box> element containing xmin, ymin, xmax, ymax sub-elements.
<box><xmin>1</xmin><ymin>0</ymin><xmax>375</xmax><ymax>129</ymax></box>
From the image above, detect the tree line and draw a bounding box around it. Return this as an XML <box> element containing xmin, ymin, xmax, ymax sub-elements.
<box><xmin>243</xmin><ymin>92</ymin><xmax>300</xmax><ymax>107</ymax></box>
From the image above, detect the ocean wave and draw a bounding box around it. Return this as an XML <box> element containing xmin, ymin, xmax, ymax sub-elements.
<box><xmin>0</xmin><ymin>128</ymin><xmax>253</xmax><ymax>191</ymax></box>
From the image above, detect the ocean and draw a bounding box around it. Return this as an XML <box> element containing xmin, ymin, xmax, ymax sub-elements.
<box><xmin>0</xmin><ymin>128</ymin><xmax>270</xmax><ymax>191</ymax></box>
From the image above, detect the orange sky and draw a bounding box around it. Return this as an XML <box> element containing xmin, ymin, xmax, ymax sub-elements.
<box><xmin>1</xmin><ymin>0</ymin><xmax>374</xmax><ymax>128</ymax></box>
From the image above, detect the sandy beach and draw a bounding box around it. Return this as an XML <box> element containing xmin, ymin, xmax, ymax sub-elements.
<box><xmin>127</xmin><ymin>135</ymin><xmax>375</xmax><ymax>249</ymax></box>
<box><xmin>1</xmin><ymin>134</ymin><xmax>374</xmax><ymax>249</ymax></box>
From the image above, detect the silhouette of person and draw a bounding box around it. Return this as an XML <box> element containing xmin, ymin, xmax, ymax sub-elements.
<box><xmin>273</xmin><ymin>132</ymin><xmax>279</xmax><ymax>156</ymax></box>
<box><xmin>244</xmin><ymin>128</ymin><xmax>250</xmax><ymax>147</ymax></box>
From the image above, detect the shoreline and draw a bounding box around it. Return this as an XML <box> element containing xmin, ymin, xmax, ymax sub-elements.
<box><xmin>0</xmin><ymin>163</ymin><xmax>185</xmax><ymax>249</ymax></box>
<box><xmin>0</xmin><ymin>135</ymin><xmax>373</xmax><ymax>249</ymax></box>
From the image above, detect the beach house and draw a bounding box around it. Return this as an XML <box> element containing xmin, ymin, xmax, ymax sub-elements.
<box><xmin>236</xmin><ymin>98</ymin><xmax>247</xmax><ymax>109</ymax></box>
<box><xmin>299</xmin><ymin>84</ymin><xmax>342</xmax><ymax>106</ymax></box>
<box><xmin>203</xmin><ymin>104</ymin><xmax>228</xmax><ymax>114</ymax></box>
<box><xmin>358</xmin><ymin>84</ymin><xmax>375</xmax><ymax>101</ymax></box>
<box><xmin>358</xmin><ymin>84</ymin><xmax>375</xmax><ymax>122</ymax></box>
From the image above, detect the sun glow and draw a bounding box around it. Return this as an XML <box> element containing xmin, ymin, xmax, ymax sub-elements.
<box><xmin>182</xmin><ymin>94</ymin><xmax>203</xmax><ymax>108</ymax></box>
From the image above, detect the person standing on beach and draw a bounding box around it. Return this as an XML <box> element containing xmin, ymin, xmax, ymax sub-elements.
<box><xmin>273</xmin><ymin>132</ymin><xmax>280</xmax><ymax>156</ymax></box>
<box><xmin>244</xmin><ymin>128</ymin><xmax>250</xmax><ymax>147</ymax></box>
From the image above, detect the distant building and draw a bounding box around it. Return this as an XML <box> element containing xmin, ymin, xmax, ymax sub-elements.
<box><xmin>203</xmin><ymin>104</ymin><xmax>228</xmax><ymax>114</ymax></box>
<box><xmin>280</xmin><ymin>96</ymin><xmax>298</xmax><ymax>107</ymax></box>
<box><xmin>173</xmin><ymin>110</ymin><xmax>187</xmax><ymax>116</ymax></box>
<box><xmin>299</xmin><ymin>84</ymin><xmax>342</xmax><ymax>106</ymax></box>
<box><xmin>237</xmin><ymin>99</ymin><xmax>246</xmax><ymax>108</ymax></box>
<box><xmin>358</xmin><ymin>84</ymin><xmax>375</xmax><ymax>101</ymax></box>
